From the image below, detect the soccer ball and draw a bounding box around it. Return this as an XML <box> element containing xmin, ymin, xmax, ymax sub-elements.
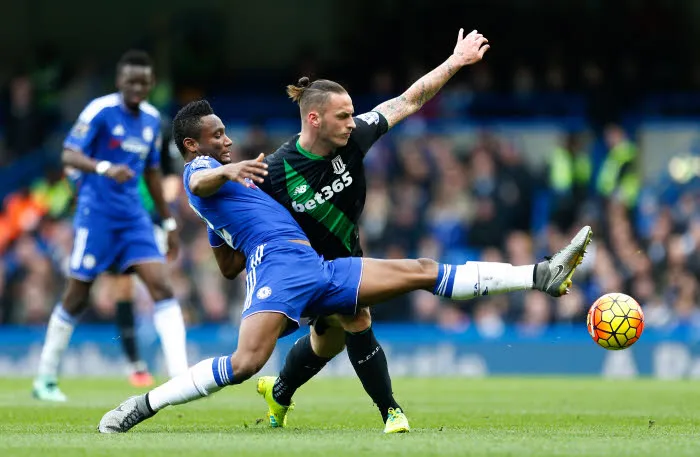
<box><xmin>586</xmin><ymin>293</ymin><xmax>644</xmax><ymax>350</ymax></box>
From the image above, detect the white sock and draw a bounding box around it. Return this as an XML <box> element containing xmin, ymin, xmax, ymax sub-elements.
<box><xmin>433</xmin><ymin>262</ymin><xmax>534</xmax><ymax>300</ymax></box>
<box><xmin>153</xmin><ymin>298</ymin><xmax>189</xmax><ymax>377</ymax></box>
<box><xmin>37</xmin><ymin>304</ymin><xmax>77</xmax><ymax>379</ymax></box>
<box><xmin>147</xmin><ymin>356</ymin><xmax>234</xmax><ymax>411</ymax></box>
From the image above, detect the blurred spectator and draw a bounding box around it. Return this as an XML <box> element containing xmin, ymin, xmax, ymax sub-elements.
<box><xmin>518</xmin><ymin>292</ymin><xmax>551</xmax><ymax>337</ymax></box>
<box><xmin>241</xmin><ymin>123</ymin><xmax>275</xmax><ymax>160</ymax></box>
<box><xmin>549</xmin><ymin>131</ymin><xmax>593</xmax><ymax>230</ymax></box>
<box><xmin>2</xmin><ymin>75</ymin><xmax>48</xmax><ymax>164</ymax></box>
<box><xmin>596</xmin><ymin>124</ymin><xmax>641</xmax><ymax>209</ymax></box>
<box><xmin>494</xmin><ymin>138</ymin><xmax>537</xmax><ymax>231</ymax></box>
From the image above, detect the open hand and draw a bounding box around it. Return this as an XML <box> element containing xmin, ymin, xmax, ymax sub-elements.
<box><xmin>221</xmin><ymin>153</ymin><xmax>269</xmax><ymax>187</ymax></box>
<box><xmin>451</xmin><ymin>28</ymin><xmax>490</xmax><ymax>66</ymax></box>
<box><xmin>105</xmin><ymin>164</ymin><xmax>136</xmax><ymax>183</ymax></box>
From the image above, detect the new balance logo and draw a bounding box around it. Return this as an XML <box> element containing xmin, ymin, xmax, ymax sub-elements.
<box><xmin>293</xmin><ymin>185</ymin><xmax>307</xmax><ymax>196</ymax></box>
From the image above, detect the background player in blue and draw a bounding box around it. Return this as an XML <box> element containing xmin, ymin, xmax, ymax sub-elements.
<box><xmin>32</xmin><ymin>50</ymin><xmax>189</xmax><ymax>402</ymax></box>
<box><xmin>103</xmin><ymin>117</ymin><xmax>183</xmax><ymax>388</ymax></box>
<box><xmin>98</xmin><ymin>100</ymin><xmax>592</xmax><ymax>433</ymax></box>
<box><xmin>66</xmin><ymin>121</ymin><xmax>183</xmax><ymax>388</ymax></box>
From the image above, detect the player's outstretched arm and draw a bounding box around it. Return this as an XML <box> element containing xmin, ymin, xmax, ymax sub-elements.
<box><xmin>189</xmin><ymin>154</ymin><xmax>268</xmax><ymax>197</ymax></box>
<box><xmin>212</xmin><ymin>244</ymin><xmax>246</xmax><ymax>279</ymax></box>
<box><xmin>62</xmin><ymin>148</ymin><xmax>135</xmax><ymax>183</ymax></box>
<box><xmin>372</xmin><ymin>28</ymin><xmax>489</xmax><ymax>129</ymax></box>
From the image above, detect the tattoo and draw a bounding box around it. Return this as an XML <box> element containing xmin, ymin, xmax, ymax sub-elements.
<box><xmin>374</xmin><ymin>58</ymin><xmax>460</xmax><ymax>129</ymax></box>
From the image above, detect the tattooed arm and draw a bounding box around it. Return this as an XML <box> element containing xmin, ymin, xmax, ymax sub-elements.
<box><xmin>373</xmin><ymin>28</ymin><xmax>490</xmax><ymax>129</ymax></box>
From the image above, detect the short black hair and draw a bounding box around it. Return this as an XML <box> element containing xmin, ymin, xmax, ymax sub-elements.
<box><xmin>172</xmin><ymin>100</ymin><xmax>215</xmax><ymax>157</ymax></box>
<box><xmin>116</xmin><ymin>49</ymin><xmax>153</xmax><ymax>74</ymax></box>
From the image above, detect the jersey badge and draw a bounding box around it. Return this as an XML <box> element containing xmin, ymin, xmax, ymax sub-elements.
<box><xmin>142</xmin><ymin>126</ymin><xmax>154</xmax><ymax>143</ymax></box>
<box><xmin>331</xmin><ymin>155</ymin><xmax>346</xmax><ymax>175</ymax></box>
<box><xmin>256</xmin><ymin>286</ymin><xmax>272</xmax><ymax>300</ymax></box>
<box><xmin>82</xmin><ymin>254</ymin><xmax>96</xmax><ymax>270</ymax></box>
<box><xmin>112</xmin><ymin>125</ymin><xmax>125</xmax><ymax>136</ymax></box>
<box><xmin>72</xmin><ymin>122</ymin><xmax>90</xmax><ymax>138</ymax></box>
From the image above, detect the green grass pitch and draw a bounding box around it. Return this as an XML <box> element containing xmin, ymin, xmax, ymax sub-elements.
<box><xmin>0</xmin><ymin>377</ymin><xmax>698</xmax><ymax>457</ymax></box>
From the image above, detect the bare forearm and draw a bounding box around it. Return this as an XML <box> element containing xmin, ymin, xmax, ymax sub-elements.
<box><xmin>374</xmin><ymin>55</ymin><xmax>461</xmax><ymax>129</ymax></box>
<box><xmin>62</xmin><ymin>148</ymin><xmax>99</xmax><ymax>173</ymax></box>
<box><xmin>144</xmin><ymin>168</ymin><xmax>171</xmax><ymax>220</ymax></box>
<box><xmin>189</xmin><ymin>168</ymin><xmax>228</xmax><ymax>197</ymax></box>
<box><xmin>213</xmin><ymin>245</ymin><xmax>246</xmax><ymax>279</ymax></box>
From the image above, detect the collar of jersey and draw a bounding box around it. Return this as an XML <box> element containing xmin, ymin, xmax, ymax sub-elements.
<box><xmin>295</xmin><ymin>139</ymin><xmax>326</xmax><ymax>161</ymax></box>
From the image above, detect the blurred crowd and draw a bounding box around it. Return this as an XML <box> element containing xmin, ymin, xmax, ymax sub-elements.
<box><xmin>356</xmin><ymin>126</ymin><xmax>699</xmax><ymax>335</ymax></box>
<box><xmin>1</xmin><ymin>108</ymin><xmax>698</xmax><ymax>335</ymax></box>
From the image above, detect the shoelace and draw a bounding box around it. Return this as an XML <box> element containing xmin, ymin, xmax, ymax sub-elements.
<box><xmin>119</xmin><ymin>405</ymin><xmax>144</xmax><ymax>430</ymax></box>
<box><xmin>547</xmin><ymin>230</ymin><xmax>591</xmax><ymax>264</ymax></box>
<box><xmin>386</xmin><ymin>408</ymin><xmax>402</xmax><ymax>423</ymax></box>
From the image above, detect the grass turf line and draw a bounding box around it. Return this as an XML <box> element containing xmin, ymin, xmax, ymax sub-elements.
<box><xmin>0</xmin><ymin>377</ymin><xmax>698</xmax><ymax>457</ymax></box>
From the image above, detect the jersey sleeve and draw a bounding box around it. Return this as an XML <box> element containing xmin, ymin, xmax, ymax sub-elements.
<box><xmin>351</xmin><ymin>111</ymin><xmax>389</xmax><ymax>156</ymax></box>
<box><xmin>63</xmin><ymin>106</ymin><xmax>104</xmax><ymax>155</ymax></box>
<box><xmin>183</xmin><ymin>156</ymin><xmax>219</xmax><ymax>191</ymax></box>
<box><xmin>146</xmin><ymin>124</ymin><xmax>162</xmax><ymax>169</ymax></box>
<box><xmin>208</xmin><ymin>227</ymin><xmax>226</xmax><ymax>247</ymax></box>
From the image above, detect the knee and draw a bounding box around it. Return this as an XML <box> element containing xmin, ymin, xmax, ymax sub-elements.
<box><xmin>62</xmin><ymin>287</ymin><xmax>91</xmax><ymax>315</ymax></box>
<box><xmin>109</xmin><ymin>276</ymin><xmax>134</xmax><ymax>302</ymax></box>
<box><xmin>355</xmin><ymin>307</ymin><xmax>372</xmax><ymax>327</ymax></box>
<box><xmin>230</xmin><ymin>350</ymin><xmax>267</xmax><ymax>382</ymax></box>
<box><xmin>338</xmin><ymin>308</ymin><xmax>372</xmax><ymax>333</ymax></box>
<box><xmin>311</xmin><ymin>326</ymin><xmax>346</xmax><ymax>358</ymax></box>
<box><xmin>148</xmin><ymin>278</ymin><xmax>173</xmax><ymax>302</ymax></box>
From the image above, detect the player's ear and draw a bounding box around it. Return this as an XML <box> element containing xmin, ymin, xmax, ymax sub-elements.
<box><xmin>183</xmin><ymin>137</ymin><xmax>198</xmax><ymax>153</ymax></box>
<box><xmin>308</xmin><ymin>111</ymin><xmax>320</xmax><ymax>128</ymax></box>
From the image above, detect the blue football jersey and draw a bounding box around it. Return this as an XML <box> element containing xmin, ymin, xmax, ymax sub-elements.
<box><xmin>183</xmin><ymin>155</ymin><xmax>309</xmax><ymax>257</ymax></box>
<box><xmin>64</xmin><ymin>93</ymin><xmax>161</xmax><ymax>221</ymax></box>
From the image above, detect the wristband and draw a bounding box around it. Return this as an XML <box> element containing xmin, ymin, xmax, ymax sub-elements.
<box><xmin>95</xmin><ymin>161</ymin><xmax>112</xmax><ymax>175</ymax></box>
<box><xmin>162</xmin><ymin>217</ymin><xmax>178</xmax><ymax>232</ymax></box>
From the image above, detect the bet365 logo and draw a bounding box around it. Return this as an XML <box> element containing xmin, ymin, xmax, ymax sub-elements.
<box><xmin>292</xmin><ymin>172</ymin><xmax>353</xmax><ymax>213</ymax></box>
